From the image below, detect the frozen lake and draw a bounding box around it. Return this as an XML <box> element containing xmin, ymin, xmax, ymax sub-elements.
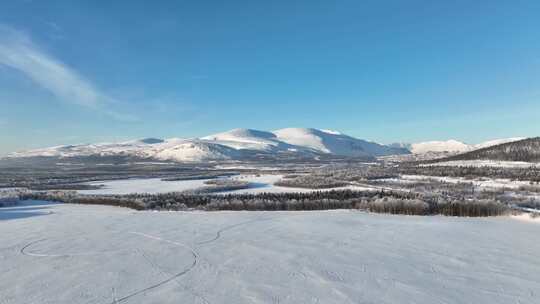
<box><xmin>78</xmin><ymin>174</ymin><xmax>373</xmax><ymax>195</ymax></box>
<box><xmin>78</xmin><ymin>177</ymin><xmax>215</xmax><ymax>195</ymax></box>
<box><xmin>1</xmin><ymin>201</ymin><xmax>539</xmax><ymax>304</ymax></box>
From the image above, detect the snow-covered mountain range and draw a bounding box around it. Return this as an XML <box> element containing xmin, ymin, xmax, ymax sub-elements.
<box><xmin>5</xmin><ymin>128</ymin><xmax>525</xmax><ymax>163</ymax></box>
<box><xmin>6</xmin><ymin>128</ymin><xmax>409</xmax><ymax>162</ymax></box>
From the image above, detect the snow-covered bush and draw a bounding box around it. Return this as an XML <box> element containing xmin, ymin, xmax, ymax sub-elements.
<box><xmin>356</xmin><ymin>197</ymin><xmax>429</xmax><ymax>215</ymax></box>
<box><xmin>189</xmin><ymin>179</ymin><xmax>251</xmax><ymax>194</ymax></box>
<box><xmin>0</xmin><ymin>189</ymin><xmax>22</xmax><ymax>207</ymax></box>
<box><xmin>436</xmin><ymin>198</ymin><xmax>508</xmax><ymax>217</ymax></box>
<box><xmin>275</xmin><ymin>176</ymin><xmax>349</xmax><ymax>189</ymax></box>
<box><xmin>20</xmin><ymin>191</ymin><xmax>146</xmax><ymax>210</ymax></box>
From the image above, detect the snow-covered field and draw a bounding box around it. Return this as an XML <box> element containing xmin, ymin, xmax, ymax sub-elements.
<box><xmin>78</xmin><ymin>174</ymin><xmax>373</xmax><ymax>195</ymax></box>
<box><xmin>401</xmin><ymin>175</ymin><xmax>536</xmax><ymax>190</ymax></box>
<box><xmin>422</xmin><ymin>160</ymin><xmax>539</xmax><ymax>168</ymax></box>
<box><xmin>1</xmin><ymin>201</ymin><xmax>539</xmax><ymax>304</ymax></box>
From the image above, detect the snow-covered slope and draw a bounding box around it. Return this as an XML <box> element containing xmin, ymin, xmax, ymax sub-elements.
<box><xmin>153</xmin><ymin>141</ymin><xmax>239</xmax><ymax>162</ymax></box>
<box><xmin>9</xmin><ymin>138</ymin><xmax>242</xmax><ymax>163</ymax></box>
<box><xmin>201</xmin><ymin>129</ymin><xmax>295</xmax><ymax>152</ymax></box>
<box><xmin>383</xmin><ymin>137</ymin><xmax>529</xmax><ymax>162</ymax></box>
<box><xmin>273</xmin><ymin>128</ymin><xmax>408</xmax><ymax>157</ymax></box>
<box><xmin>437</xmin><ymin>137</ymin><xmax>540</xmax><ymax>163</ymax></box>
<box><xmin>7</xmin><ymin>138</ymin><xmax>165</xmax><ymax>159</ymax></box>
<box><xmin>473</xmin><ymin>137</ymin><xmax>525</xmax><ymax>150</ymax></box>
<box><xmin>200</xmin><ymin>128</ymin><xmax>408</xmax><ymax>157</ymax></box>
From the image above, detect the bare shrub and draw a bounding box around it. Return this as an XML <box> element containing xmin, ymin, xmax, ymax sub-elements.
<box><xmin>356</xmin><ymin>197</ymin><xmax>429</xmax><ymax>215</ymax></box>
<box><xmin>275</xmin><ymin>176</ymin><xmax>349</xmax><ymax>189</ymax></box>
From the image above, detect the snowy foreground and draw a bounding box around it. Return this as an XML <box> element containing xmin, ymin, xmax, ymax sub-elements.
<box><xmin>1</xmin><ymin>201</ymin><xmax>539</xmax><ymax>304</ymax></box>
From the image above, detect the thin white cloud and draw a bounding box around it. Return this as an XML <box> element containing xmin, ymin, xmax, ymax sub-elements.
<box><xmin>0</xmin><ymin>25</ymin><xmax>136</xmax><ymax>121</ymax></box>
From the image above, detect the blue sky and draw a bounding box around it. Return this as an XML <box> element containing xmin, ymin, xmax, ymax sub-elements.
<box><xmin>1</xmin><ymin>0</ymin><xmax>539</xmax><ymax>155</ymax></box>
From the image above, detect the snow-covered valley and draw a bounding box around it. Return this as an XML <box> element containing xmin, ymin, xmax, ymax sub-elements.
<box><xmin>1</xmin><ymin>200</ymin><xmax>539</xmax><ymax>304</ymax></box>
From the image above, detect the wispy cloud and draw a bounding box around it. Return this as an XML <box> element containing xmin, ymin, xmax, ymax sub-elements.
<box><xmin>0</xmin><ymin>25</ymin><xmax>137</xmax><ymax>121</ymax></box>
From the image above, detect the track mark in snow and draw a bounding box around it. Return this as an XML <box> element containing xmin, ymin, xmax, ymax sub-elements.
<box><xmin>287</xmin><ymin>270</ymin><xmax>308</xmax><ymax>280</ymax></box>
<box><xmin>136</xmin><ymin>248</ymin><xmax>211</xmax><ymax>304</ymax></box>
<box><xmin>321</xmin><ymin>270</ymin><xmax>347</xmax><ymax>283</ymax></box>
<box><xmin>111</xmin><ymin>287</ymin><xmax>118</xmax><ymax>304</ymax></box>
<box><xmin>195</xmin><ymin>217</ymin><xmax>273</xmax><ymax>246</ymax></box>
<box><xmin>111</xmin><ymin>232</ymin><xmax>198</xmax><ymax>304</ymax></box>
<box><xmin>20</xmin><ymin>239</ymin><xmax>123</xmax><ymax>258</ymax></box>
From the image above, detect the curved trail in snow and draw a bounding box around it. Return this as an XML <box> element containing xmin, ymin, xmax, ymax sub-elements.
<box><xmin>20</xmin><ymin>233</ymin><xmax>199</xmax><ymax>304</ymax></box>
<box><xmin>110</xmin><ymin>232</ymin><xmax>199</xmax><ymax>304</ymax></box>
<box><xmin>137</xmin><ymin>248</ymin><xmax>211</xmax><ymax>304</ymax></box>
<box><xmin>195</xmin><ymin>216</ymin><xmax>274</xmax><ymax>246</ymax></box>
<box><xmin>20</xmin><ymin>239</ymin><xmax>123</xmax><ymax>258</ymax></box>
<box><xmin>129</xmin><ymin>216</ymin><xmax>280</xmax><ymax>303</ymax></box>
<box><xmin>19</xmin><ymin>216</ymin><xmax>280</xmax><ymax>303</ymax></box>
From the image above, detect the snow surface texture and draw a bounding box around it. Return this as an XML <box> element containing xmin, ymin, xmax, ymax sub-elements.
<box><xmin>78</xmin><ymin>174</ymin><xmax>374</xmax><ymax>195</ymax></box>
<box><xmin>6</xmin><ymin>128</ymin><xmax>409</xmax><ymax>162</ymax></box>
<box><xmin>1</xmin><ymin>201</ymin><xmax>539</xmax><ymax>304</ymax></box>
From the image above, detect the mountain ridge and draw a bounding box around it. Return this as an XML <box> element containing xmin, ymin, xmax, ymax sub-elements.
<box><xmin>6</xmin><ymin>128</ymin><xmax>408</xmax><ymax>162</ymax></box>
<box><xmin>5</xmin><ymin>128</ymin><xmax>528</xmax><ymax>163</ymax></box>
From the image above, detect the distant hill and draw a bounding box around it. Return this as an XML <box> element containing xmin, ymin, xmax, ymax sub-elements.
<box><xmin>432</xmin><ymin>137</ymin><xmax>540</xmax><ymax>163</ymax></box>
<box><xmin>390</xmin><ymin>137</ymin><xmax>525</xmax><ymax>155</ymax></box>
<box><xmin>409</xmin><ymin>140</ymin><xmax>470</xmax><ymax>154</ymax></box>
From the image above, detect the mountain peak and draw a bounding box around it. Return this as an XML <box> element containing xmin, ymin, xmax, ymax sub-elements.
<box><xmin>203</xmin><ymin>128</ymin><xmax>276</xmax><ymax>140</ymax></box>
<box><xmin>320</xmin><ymin>129</ymin><xmax>342</xmax><ymax>135</ymax></box>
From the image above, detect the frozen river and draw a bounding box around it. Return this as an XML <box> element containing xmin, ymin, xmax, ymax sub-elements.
<box><xmin>1</xmin><ymin>201</ymin><xmax>539</xmax><ymax>304</ymax></box>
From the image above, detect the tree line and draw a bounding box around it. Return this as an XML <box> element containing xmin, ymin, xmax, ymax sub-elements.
<box><xmin>19</xmin><ymin>189</ymin><xmax>510</xmax><ymax>217</ymax></box>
